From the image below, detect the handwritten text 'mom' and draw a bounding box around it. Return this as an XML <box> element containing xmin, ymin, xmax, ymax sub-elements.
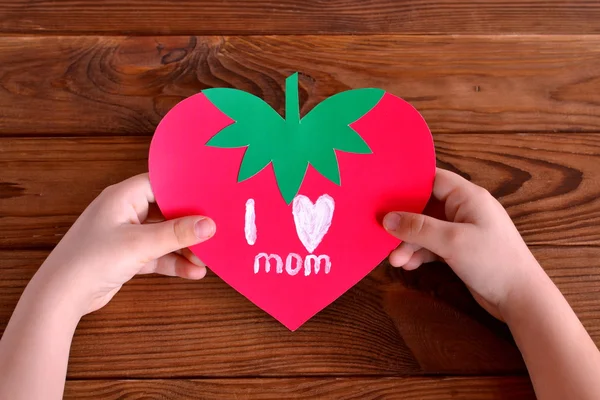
<box><xmin>254</xmin><ymin>253</ymin><xmax>331</xmax><ymax>276</ymax></box>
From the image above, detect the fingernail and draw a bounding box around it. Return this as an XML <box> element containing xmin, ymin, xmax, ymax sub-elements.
<box><xmin>383</xmin><ymin>213</ymin><xmax>401</xmax><ymax>231</ymax></box>
<box><xmin>194</xmin><ymin>218</ymin><xmax>215</xmax><ymax>239</ymax></box>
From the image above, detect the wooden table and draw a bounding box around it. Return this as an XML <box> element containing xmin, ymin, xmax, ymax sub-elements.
<box><xmin>1</xmin><ymin>2</ymin><xmax>600</xmax><ymax>399</ymax></box>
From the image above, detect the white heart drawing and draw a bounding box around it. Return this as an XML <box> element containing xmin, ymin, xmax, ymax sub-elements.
<box><xmin>292</xmin><ymin>194</ymin><xmax>335</xmax><ymax>254</ymax></box>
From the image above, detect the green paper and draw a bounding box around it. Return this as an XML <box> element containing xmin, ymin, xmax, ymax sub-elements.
<box><xmin>205</xmin><ymin>73</ymin><xmax>384</xmax><ymax>204</ymax></box>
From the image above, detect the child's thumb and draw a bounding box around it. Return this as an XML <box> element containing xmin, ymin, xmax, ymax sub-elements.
<box><xmin>142</xmin><ymin>216</ymin><xmax>216</xmax><ymax>258</ymax></box>
<box><xmin>383</xmin><ymin>212</ymin><xmax>455</xmax><ymax>258</ymax></box>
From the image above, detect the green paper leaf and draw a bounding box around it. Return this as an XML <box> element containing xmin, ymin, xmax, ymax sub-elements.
<box><xmin>205</xmin><ymin>88</ymin><xmax>285</xmax><ymax>148</ymax></box>
<box><xmin>301</xmin><ymin>88</ymin><xmax>384</xmax><ymax>154</ymax></box>
<box><xmin>324</xmin><ymin>125</ymin><xmax>373</xmax><ymax>154</ymax></box>
<box><xmin>238</xmin><ymin>144</ymin><xmax>272</xmax><ymax>182</ymax></box>
<box><xmin>204</xmin><ymin>74</ymin><xmax>384</xmax><ymax>204</ymax></box>
<box><xmin>272</xmin><ymin>153</ymin><xmax>308</xmax><ymax>204</ymax></box>
<box><xmin>204</xmin><ymin>88</ymin><xmax>282</xmax><ymax>124</ymax></box>
<box><xmin>303</xmin><ymin>88</ymin><xmax>385</xmax><ymax>126</ymax></box>
<box><xmin>205</xmin><ymin>124</ymin><xmax>250</xmax><ymax>148</ymax></box>
<box><xmin>308</xmin><ymin>147</ymin><xmax>340</xmax><ymax>185</ymax></box>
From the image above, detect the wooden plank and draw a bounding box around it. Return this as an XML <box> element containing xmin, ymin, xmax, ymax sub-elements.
<box><xmin>3</xmin><ymin>35</ymin><xmax>600</xmax><ymax>135</ymax></box>
<box><xmin>1</xmin><ymin>134</ymin><xmax>599</xmax><ymax>248</ymax></box>
<box><xmin>2</xmin><ymin>246</ymin><xmax>599</xmax><ymax>377</ymax></box>
<box><xmin>0</xmin><ymin>250</ymin><xmax>524</xmax><ymax>377</ymax></box>
<box><xmin>1</xmin><ymin>0</ymin><xmax>599</xmax><ymax>35</ymax></box>
<box><xmin>63</xmin><ymin>377</ymin><xmax>535</xmax><ymax>399</ymax></box>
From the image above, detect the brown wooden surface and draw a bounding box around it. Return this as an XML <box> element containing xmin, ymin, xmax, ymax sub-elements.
<box><xmin>1</xmin><ymin>245</ymin><xmax>599</xmax><ymax>378</ymax></box>
<box><xmin>1</xmin><ymin>134</ymin><xmax>599</xmax><ymax>249</ymax></box>
<box><xmin>0</xmin><ymin>251</ymin><xmax>514</xmax><ymax>377</ymax></box>
<box><xmin>1</xmin><ymin>1</ymin><xmax>599</xmax><ymax>35</ymax></box>
<box><xmin>3</xmin><ymin>35</ymin><xmax>600</xmax><ymax>135</ymax></box>
<box><xmin>1</xmin><ymin>2</ymin><xmax>600</xmax><ymax>398</ymax></box>
<box><xmin>63</xmin><ymin>377</ymin><xmax>536</xmax><ymax>399</ymax></box>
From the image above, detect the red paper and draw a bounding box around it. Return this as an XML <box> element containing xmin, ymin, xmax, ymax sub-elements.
<box><xmin>149</xmin><ymin>91</ymin><xmax>435</xmax><ymax>331</ymax></box>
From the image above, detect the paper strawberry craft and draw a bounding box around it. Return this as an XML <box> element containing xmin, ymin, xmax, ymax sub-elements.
<box><xmin>149</xmin><ymin>73</ymin><xmax>435</xmax><ymax>331</ymax></box>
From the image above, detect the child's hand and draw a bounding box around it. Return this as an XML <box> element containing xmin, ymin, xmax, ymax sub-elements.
<box><xmin>383</xmin><ymin>168</ymin><xmax>540</xmax><ymax>319</ymax></box>
<box><xmin>37</xmin><ymin>173</ymin><xmax>215</xmax><ymax>317</ymax></box>
<box><xmin>384</xmin><ymin>168</ymin><xmax>600</xmax><ymax>400</ymax></box>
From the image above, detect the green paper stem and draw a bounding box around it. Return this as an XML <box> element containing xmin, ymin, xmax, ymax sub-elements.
<box><xmin>286</xmin><ymin>73</ymin><xmax>300</xmax><ymax>126</ymax></box>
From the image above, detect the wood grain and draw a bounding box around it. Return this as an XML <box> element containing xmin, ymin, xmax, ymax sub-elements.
<box><xmin>2</xmin><ymin>245</ymin><xmax>599</xmax><ymax>377</ymax></box>
<box><xmin>3</xmin><ymin>35</ymin><xmax>600</xmax><ymax>135</ymax></box>
<box><xmin>1</xmin><ymin>0</ymin><xmax>599</xmax><ymax>35</ymax></box>
<box><xmin>0</xmin><ymin>250</ymin><xmax>526</xmax><ymax>377</ymax></box>
<box><xmin>63</xmin><ymin>377</ymin><xmax>535</xmax><ymax>399</ymax></box>
<box><xmin>1</xmin><ymin>134</ymin><xmax>600</xmax><ymax>249</ymax></box>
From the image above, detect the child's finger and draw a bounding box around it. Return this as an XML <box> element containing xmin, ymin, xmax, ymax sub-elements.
<box><xmin>383</xmin><ymin>211</ymin><xmax>458</xmax><ymax>259</ymax></box>
<box><xmin>144</xmin><ymin>203</ymin><xmax>165</xmax><ymax>223</ymax></box>
<box><xmin>402</xmin><ymin>248</ymin><xmax>439</xmax><ymax>270</ymax></box>
<box><xmin>142</xmin><ymin>253</ymin><xmax>207</xmax><ymax>280</ymax></box>
<box><xmin>140</xmin><ymin>216</ymin><xmax>216</xmax><ymax>260</ymax></box>
<box><xmin>180</xmin><ymin>248</ymin><xmax>205</xmax><ymax>267</ymax></box>
<box><xmin>106</xmin><ymin>173</ymin><xmax>155</xmax><ymax>224</ymax></box>
<box><xmin>432</xmin><ymin>167</ymin><xmax>480</xmax><ymax>202</ymax></box>
<box><xmin>388</xmin><ymin>242</ymin><xmax>421</xmax><ymax>267</ymax></box>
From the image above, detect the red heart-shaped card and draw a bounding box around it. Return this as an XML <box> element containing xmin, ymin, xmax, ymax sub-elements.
<box><xmin>149</xmin><ymin>73</ymin><xmax>435</xmax><ymax>331</ymax></box>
